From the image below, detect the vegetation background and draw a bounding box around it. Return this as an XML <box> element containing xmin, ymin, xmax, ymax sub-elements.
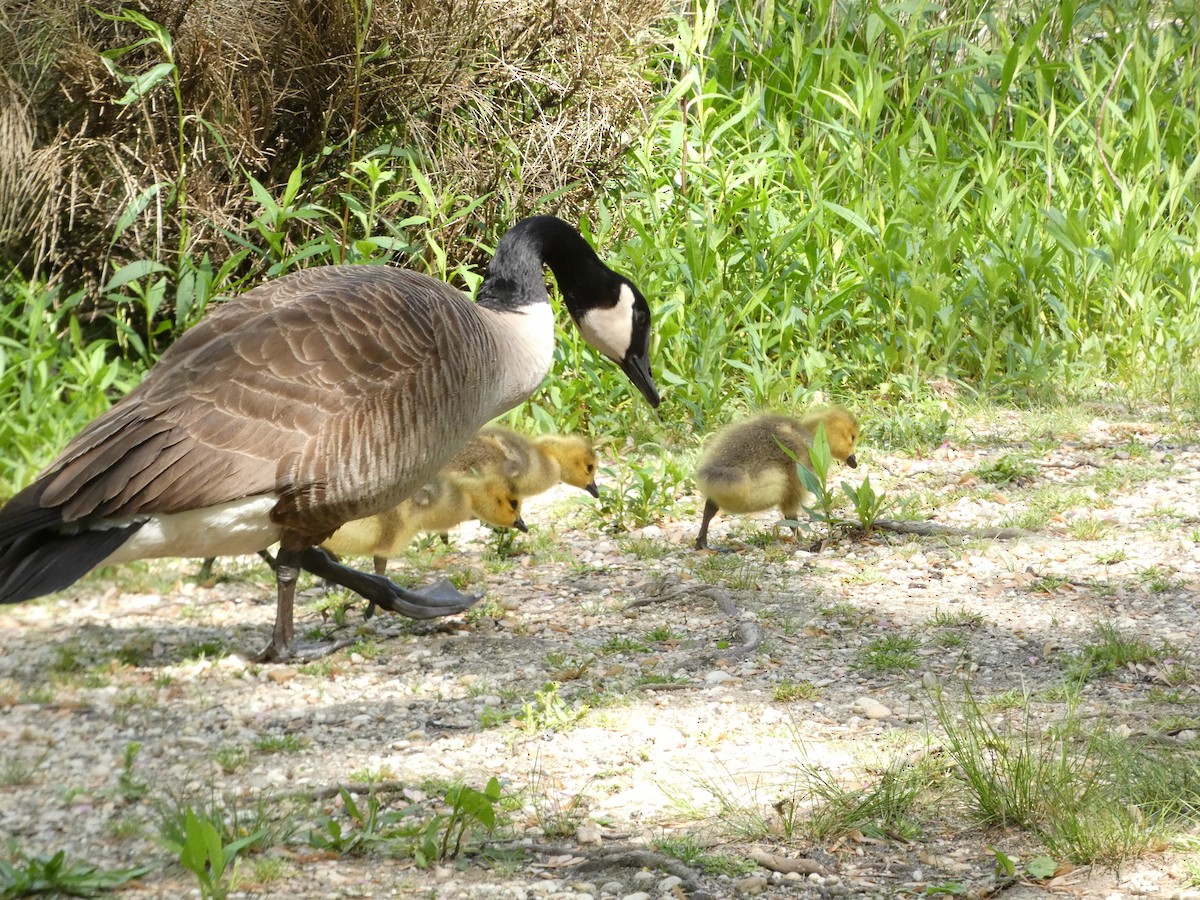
<box><xmin>1</xmin><ymin>1</ymin><xmax>1198</xmax><ymax>892</ymax></box>
<box><xmin>2</xmin><ymin>0</ymin><xmax>1198</xmax><ymax>490</ymax></box>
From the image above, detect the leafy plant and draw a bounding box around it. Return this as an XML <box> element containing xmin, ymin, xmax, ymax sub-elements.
<box><xmin>0</xmin><ymin>850</ymin><xmax>150</xmax><ymax>899</ymax></box>
<box><xmin>306</xmin><ymin>787</ymin><xmax>417</xmax><ymax>856</ymax></box>
<box><xmin>116</xmin><ymin>742</ymin><xmax>148</xmax><ymax>803</ymax></box>
<box><xmin>419</xmin><ymin>778</ymin><xmax>503</xmax><ymax>864</ymax></box>
<box><xmin>841</xmin><ymin>475</ymin><xmax>888</xmax><ymax>531</ymax></box>
<box><xmin>515</xmin><ymin>683</ymin><xmax>589</xmax><ymax>733</ymax></box>
<box><xmin>161</xmin><ymin>808</ymin><xmax>265</xmax><ymax>900</ymax></box>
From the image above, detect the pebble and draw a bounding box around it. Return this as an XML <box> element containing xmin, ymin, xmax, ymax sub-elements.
<box><xmin>3</xmin><ymin>441</ymin><xmax>1197</xmax><ymax>900</ymax></box>
<box><xmin>853</xmin><ymin>697</ymin><xmax>893</xmax><ymax>720</ymax></box>
<box><xmin>735</xmin><ymin>875</ymin><xmax>769</xmax><ymax>895</ymax></box>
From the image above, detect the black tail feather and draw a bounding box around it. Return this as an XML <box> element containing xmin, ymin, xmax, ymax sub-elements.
<box><xmin>0</xmin><ymin>523</ymin><xmax>144</xmax><ymax>603</ymax></box>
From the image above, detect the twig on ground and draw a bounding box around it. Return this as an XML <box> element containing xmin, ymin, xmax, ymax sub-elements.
<box><xmin>517</xmin><ymin>843</ymin><xmax>704</xmax><ymax>892</ymax></box>
<box><xmin>870</xmin><ymin>519</ymin><xmax>1028</xmax><ymax>540</ymax></box>
<box><xmin>748</xmin><ymin>847</ymin><xmax>829</xmax><ymax>876</ymax></box>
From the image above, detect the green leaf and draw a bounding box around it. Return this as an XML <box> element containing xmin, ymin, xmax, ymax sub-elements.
<box><xmin>990</xmin><ymin>846</ymin><xmax>1017</xmax><ymax>878</ymax></box>
<box><xmin>102</xmin><ymin>259</ymin><xmax>168</xmax><ymax>294</ymax></box>
<box><xmin>1026</xmin><ymin>856</ymin><xmax>1058</xmax><ymax>880</ymax></box>
<box><xmin>115</xmin><ymin>62</ymin><xmax>176</xmax><ymax>105</ymax></box>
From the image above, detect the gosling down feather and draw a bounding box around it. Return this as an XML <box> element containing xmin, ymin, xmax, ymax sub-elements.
<box><xmin>694</xmin><ymin>406</ymin><xmax>859</xmax><ymax>551</ymax></box>
<box><xmin>323</xmin><ymin>471</ymin><xmax>527</xmax><ymax>617</ymax></box>
<box><xmin>0</xmin><ymin>215</ymin><xmax>660</xmax><ymax>661</ymax></box>
<box><xmin>448</xmin><ymin>426</ymin><xmax>600</xmax><ymax>499</ymax></box>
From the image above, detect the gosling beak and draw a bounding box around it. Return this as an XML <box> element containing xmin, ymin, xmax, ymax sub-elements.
<box><xmin>585</xmin><ymin>481</ymin><xmax>600</xmax><ymax>498</ymax></box>
<box><xmin>846</xmin><ymin>454</ymin><xmax>858</xmax><ymax>469</ymax></box>
<box><xmin>513</xmin><ymin>516</ymin><xmax>528</xmax><ymax>533</ymax></box>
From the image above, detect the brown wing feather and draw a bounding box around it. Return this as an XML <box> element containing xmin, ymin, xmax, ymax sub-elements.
<box><xmin>28</xmin><ymin>265</ymin><xmax>503</xmax><ymax>541</ymax></box>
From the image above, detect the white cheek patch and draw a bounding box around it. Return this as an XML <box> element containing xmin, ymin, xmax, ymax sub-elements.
<box><xmin>577</xmin><ymin>283</ymin><xmax>635</xmax><ymax>362</ymax></box>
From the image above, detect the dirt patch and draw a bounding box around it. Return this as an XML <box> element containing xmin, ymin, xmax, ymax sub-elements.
<box><xmin>2</xmin><ymin>406</ymin><xmax>1198</xmax><ymax>899</ymax></box>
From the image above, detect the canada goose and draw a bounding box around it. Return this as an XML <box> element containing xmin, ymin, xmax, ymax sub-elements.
<box><xmin>0</xmin><ymin>216</ymin><xmax>660</xmax><ymax>661</ymax></box>
<box><xmin>449</xmin><ymin>427</ymin><xmax>600</xmax><ymax>498</ymax></box>
<box><xmin>323</xmin><ymin>472</ymin><xmax>527</xmax><ymax>617</ymax></box>
<box><xmin>694</xmin><ymin>406</ymin><xmax>859</xmax><ymax>551</ymax></box>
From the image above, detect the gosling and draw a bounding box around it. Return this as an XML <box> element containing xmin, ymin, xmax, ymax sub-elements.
<box><xmin>448</xmin><ymin>426</ymin><xmax>599</xmax><ymax>499</ymax></box>
<box><xmin>694</xmin><ymin>406</ymin><xmax>860</xmax><ymax>551</ymax></box>
<box><xmin>323</xmin><ymin>472</ymin><xmax>525</xmax><ymax>616</ymax></box>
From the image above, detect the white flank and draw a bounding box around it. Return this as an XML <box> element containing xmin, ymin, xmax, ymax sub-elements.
<box><xmin>484</xmin><ymin>302</ymin><xmax>557</xmax><ymax>410</ymax></box>
<box><xmin>100</xmin><ymin>494</ymin><xmax>281</xmax><ymax>565</ymax></box>
<box><xmin>577</xmin><ymin>283</ymin><xmax>634</xmax><ymax>363</ymax></box>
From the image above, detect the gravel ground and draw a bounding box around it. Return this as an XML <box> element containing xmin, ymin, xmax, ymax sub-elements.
<box><xmin>2</xmin><ymin>404</ymin><xmax>1198</xmax><ymax>899</ymax></box>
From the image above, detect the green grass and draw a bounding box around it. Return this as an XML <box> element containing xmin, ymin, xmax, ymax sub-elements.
<box><xmin>931</xmin><ymin>685</ymin><xmax>1200</xmax><ymax>868</ymax></box>
<box><xmin>5</xmin><ymin>0</ymin><xmax>1200</xmax><ymax>496</ymax></box>
<box><xmin>854</xmin><ymin>635</ymin><xmax>921</xmax><ymax>672</ymax></box>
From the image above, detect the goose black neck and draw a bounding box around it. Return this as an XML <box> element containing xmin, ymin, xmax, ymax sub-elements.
<box><xmin>476</xmin><ymin>216</ymin><xmax>611</xmax><ymax>315</ymax></box>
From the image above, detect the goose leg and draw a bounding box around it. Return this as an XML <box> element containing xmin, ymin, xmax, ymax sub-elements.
<box><xmin>300</xmin><ymin>547</ymin><xmax>480</xmax><ymax>619</ymax></box>
<box><xmin>361</xmin><ymin>556</ymin><xmax>390</xmax><ymax>621</ymax></box>
<box><xmin>253</xmin><ymin>548</ymin><xmax>361</xmax><ymax>662</ymax></box>
<box><xmin>695</xmin><ymin>499</ymin><xmax>733</xmax><ymax>552</ymax></box>
<box><xmin>254</xmin><ymin>550</ymin><xmax>299</xmax><ymax>662</ymax></box>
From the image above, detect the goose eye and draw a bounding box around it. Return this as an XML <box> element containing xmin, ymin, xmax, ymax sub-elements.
<box><xmin>509</xmin><ymin>499</ymin><xmax>518</xmax><ymax>511</ymax></box>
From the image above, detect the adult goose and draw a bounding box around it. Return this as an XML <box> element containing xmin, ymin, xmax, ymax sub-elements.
<box><xmin>0</xmin><ymin>216</ymin><xmax>660</xmax><ymax>660</ymax></box>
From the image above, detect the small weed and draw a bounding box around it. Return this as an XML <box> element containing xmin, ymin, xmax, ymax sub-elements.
<box><xmin>1028</xmin><ymin>573</ymin><xmax>1071</xmax><ymax>594</ymax></box>
<box><xmin>0</xmin><ymin>850</ymin><xmax>151</xmax><ymax>898</ymax></box>
<box><xmin>50</xmin><ymin>640</ymin><xmax>88</xmax><ymax>674</ymax></box>
<box><xmin>19</xmin><ymin>684</ymin><xmax>56</xmax><ymax>705</ymax></box>
<box><xmin>854</xmin><ymin>635</ymin><xmax>920</xmax><ymax>672</ymax></box>
<box><xmin>349</xmin><ymin>767</ymin><xmax>399</xmax><ymax>784</ymax></box>
<box><xmin>156</xmin><ymin>792</ymin><xmax>295</xmax><ymax>859</ymax></box>
<box><xmin>981</xmin><ymin>689</ymin><xmax>1026</xmax><ymax>712</ymax></box>
<box><xmin>298</xmin><ymin>659</ymin><xmax>338</xmax><ymax>678</ymax></box>
<box><xmin>931</xmin><ymin>608</ymin><xmax>984</xmax><ymax>629</ymax></box>
<box><xmin>117</xmin><ymin>742</ymin><xmax>149</xmax><ymax>803</ymax></box>
<box><xmin>162</xmin><ymin>807</ymin><xmax>265</xmax><ymax>900</ymax></box>
<box><xmin>1068</xmin><ymin>516</ymin><xmax>1111</xmax><ymax>541</ymax></box>
<box><xmin>244</xmin><ymin>855</ymin><xmax>292</xmax><ymax>887</ymax></box>
<box><xmin>307</xmin><ymin>788</ymin><xmax>418</xmax><ymax>856</ymax></box>
<box><xmin>420</xmin><ymin>778</ymin><xmax>504</xmax><ymax>864</ymax></box>
<box><xmin>841</xmin><ymin>475</ymin><xmax>889</xmax><ymax>531</ymax></box>
<box><xmin>308</xmin><ymin>591</ymin><xmax>356</xmax><ymax>626</ymax></box>
<box><xmin>1095</xmin><ymin>549</ymin><xmax>1127</xmax><ymax>565</ymax></box>
<box><xmin>797</xmin><ymin>761</ymin><xmax>927</xmax><ymax>843</ymax></box>
<box><xmin>1</xmin><ymin>751</ymin><xmax>47</xmax><ymax>788</ymax></box>
<box><xmin>544</xmin><ymin>652</ymin><xmax>592</xmax><ymax>682</ymax></box>
<box><xmin>212</xmin><ymin>747</ymin><xmax>250</xmax><ymax>774</ymax></box>
<box><xmin>1068</xmin><ymin>623</ymin><xmax>1163</xmax><ymax>680</ymax></box>
<box><xmin>819</xmin><ymin>602</ymin><xmax>874</xmax><ymax>628</ymax></box>
<box><xmin>974</xmin><ymin>454</ymin><xmax>1038</xmax><ymax>487</ymax></box>
<box><xmin>515</xmin><ymin>683</ymin><xmax>588</xmax><ymax>734</ymax></box>
<box><xmin>178</xmin><ymin>643</ymin><xmax>228</xmax><ymax>662</ymax></box>
<box><xmin>525</xmin><ymin>761</ymin><xmax>591</xmax><ymax>840</ymax></box>
<box><xmin>465</xmin><ymin>596</ymin><xmax>506</xmax><ymax>624</ymax></box>
<box><xmin>644</xmin><ymin>625</ymin><xmax>680</xmax><ymax>643</ymax></box>
<box><xmin>653</xmin><ymin>834</ymin><xmax>756</xmax><ymax>877</ymax></box>
<box><xmin>1137</xmin><ymin>565</ymin><xmax>1180</xmax><ymax>593</ymax></box>
<box><xmin>253</xmin><ymin>734</ymin><xmax>303</xmax><ymax>754</ymax></box>
<box><xmin>773</xmin><ymin>680</ymin><xmax>818</xmax><ymax>702</ymax></box>
<box><xmin>600</xmin><ymin>635</ymin><xmax>648</xmax><ymax>655</ymax></box>
<box><xmin>348</xmin><ymin>639</ymin><xmax>384</xmax><ymax>660</ymax></box>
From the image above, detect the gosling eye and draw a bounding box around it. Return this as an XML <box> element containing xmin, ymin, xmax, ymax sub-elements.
<box><xmin>509</xmin><ymin>499</ymin><xmax>518</xmax><ymax>511</ymax></box>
